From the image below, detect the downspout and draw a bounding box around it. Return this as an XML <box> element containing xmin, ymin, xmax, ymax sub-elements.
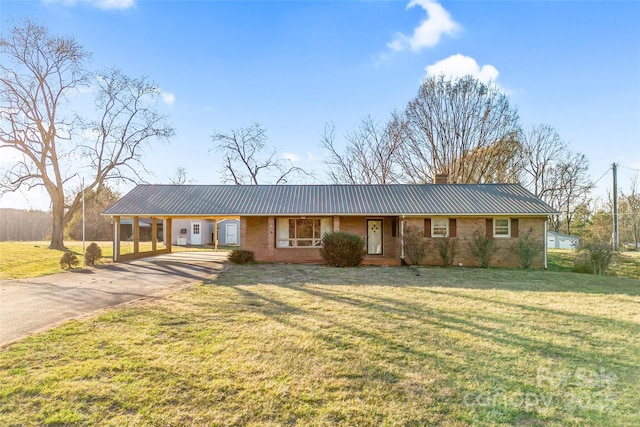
<box><xmin>400</xmin><ymin>215</ymin><xmax>405</xmax><ymax>264</ymax></box>
<box><xmin>544</xmin><ymin>218</ymin><xmax>548</xmax><ymax>269</ymax></box>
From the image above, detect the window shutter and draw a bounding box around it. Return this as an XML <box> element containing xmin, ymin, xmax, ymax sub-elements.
<box><xmin>391</xmin><ymin>218</ymin><xmax>398</xmax><ymax>237</ymax></box>
<box><xmin>486</xmin><ymin>219</ymin><xmax>493</xmax><ymax>238</ymax></box>
<box><xmin>424</xmin><ymin>219</ymin><xmax>431</xmax><ymax>238</ymax></box>
<box><xmin>449</xmin><ymin>218</ymin><xmax>457</xmax><ymax>237</ymax></box>
<box><xmin>511</xmin><ymin>218</ymin><xmax>519</xmax><ymax>238</ymax></box>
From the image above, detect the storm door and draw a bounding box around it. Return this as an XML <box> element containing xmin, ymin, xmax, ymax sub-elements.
<box><xmin>367</xmin><ymin>219</ymin><xmax>383</xmax><ymax>255</ymax></box>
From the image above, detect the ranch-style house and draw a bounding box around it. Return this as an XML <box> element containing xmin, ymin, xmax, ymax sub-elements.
<box><xmin>103</xmin><ymin>179</ymin><xmax>556</xmax><ymax>268</ymax></box>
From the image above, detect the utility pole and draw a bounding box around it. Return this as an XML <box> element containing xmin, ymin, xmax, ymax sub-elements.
<box><xmin>612</xmin><ymin>162</ymin><xmax>618</xmax><ymax>251</ymax></box>
<box><xmin>82</xmin><ymin>178</ymin><xmax>86</xmax><ymax>259</ymax></box>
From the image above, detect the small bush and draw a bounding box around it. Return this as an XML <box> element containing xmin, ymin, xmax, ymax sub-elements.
<box><xmin>60</xmin><ymin>251</ymin><xmax>79</xmax><ymax>269</ymax></box>
<box><xmin>513</xmin><ymin>228</ymin><xmax>542</xmax><ymax>269</ymax></box>
<box><xmin>228</xmin><ymin>249</ymin><xmax>256</xmax><ymax>264</ymax></box>
<box><xmin>84</xmin><ymin>242</ymin><xmax>102</xmax><ymax>266</ymax></box>
<box><xmin>572</xmin><ymin>257</ymin><xmax>594</xmax><ymax>274</ymax></box>
<box><xmin>403</xmin><ymin>225</ymin><xmax>427</xmax><ymax>265</ymax></box>
<box><xmin>469</xmin><ymin>231</ymin><xmax>496</xmax><ymax>268</ymax></box>
<box><xmin>581</xmin><ymin>243</ymin><xmax>613</xmax><ymax>275</ymax></box>
<box><xmin>437</xmin><ymin>237</ymin><xmax>457</xmax><ymax>267</ymax></box>
<box><xmin>320</xmin><ymin>232</ymin><xmax>366</xmax><ymax>267</ymax></box>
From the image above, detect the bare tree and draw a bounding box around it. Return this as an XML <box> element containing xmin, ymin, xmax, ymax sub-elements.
<box><xmin>169</xmin><ymin>166</ymin><xmax>194</xmax><ymax>185</ymax></box>
<box><xmin>620</xmin><ymin>175</ymin><xmax>640</xmax><ymax>248</ymax></box>
<box><xmin>546</xmin><ymin>152</ymin><xmax>593</xmax><ymax>234</ymax></box>
<box><xmin>0</xmin><ymin>21</ymin><xmax>174</xmax><ymax>249</ymax></box>
<box><xmin>392</xmin><ymin>75</ymin><xmax>521</xmax><ymax>184</ymax></box>
<box><xmin>321</xmin><ymin>116</ymin><xmax>401</xmax><ymax>184</ymax></box>
<box><xmin>517</xmin><ymin>124</ymin><xmax>594</xmax><ymax>234</ymax></box>
<box><xmin>212</xmin><ymin>123</ymin><xmax>308</xmax><ymax>185</ymax></box>
<box><xmin>519</xmin><ymin>124</ymin><xmax>567</xmax><ymax>198</ymax></box>
<box><xmin>1</xmin><ymin>20</ymin><xmax>89</xmax><ymax>249</ymax></box>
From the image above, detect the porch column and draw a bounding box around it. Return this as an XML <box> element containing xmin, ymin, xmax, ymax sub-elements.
<box><xmin>133</xmin><ymin>216</ymin><xmax>140</xmax><ymax>254</ymax></box>
<box><xmin>214</xmin><ymin>219</ymin><xmax>218</xmax><ymax>251</ymax></box>
<box><xmin>166</xmin><ymin>218</ymin><xmax>173</xmax><ymax>253</ymax></box>
<box><xmin>151</xmin><ymin>217</ymin><xmax>157</xmax><ymax>252</ymax></box>
<box><xmin>113</xmin><ymin>216</ymin><xmax>121</xmax><ymax>262</ymax></box>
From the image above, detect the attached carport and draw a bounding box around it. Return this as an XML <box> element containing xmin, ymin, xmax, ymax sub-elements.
<box><xmin>107</xmin><ymin>215</ymin><xmax>239</xmax><ymax>262</ymax></box>
<box><xmin>103</xmin><ymin>185</ymin><xmax>242</xmax><ymax>262</ymax></box>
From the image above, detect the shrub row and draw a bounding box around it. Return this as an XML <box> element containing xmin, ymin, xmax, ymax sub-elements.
<box><xmin>60</xmin><ymin>242</ymin><xmax>103</xmax><ymax>269</ymax></box>
<box><xmin>404</xmin><ymin>227</ymin><xmax>542</xmax><ymax>269</ymax></box>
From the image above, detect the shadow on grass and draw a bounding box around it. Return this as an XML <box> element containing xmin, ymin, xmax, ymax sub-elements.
<box><xmin>217</xmin><ymin>278</ymin><xmax>636</xmax><ymax>425</ymax></box>
<box><xmin>214</xmin><ymin>263</ymin><xmax>640</xmax><ymax>296</ymax></box>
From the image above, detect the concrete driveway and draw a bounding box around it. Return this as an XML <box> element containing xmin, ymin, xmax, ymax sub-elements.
<box><xmin>0</xmin><ymin>251</ymin><xmax>228</xmax><ymax>347</ymax></box>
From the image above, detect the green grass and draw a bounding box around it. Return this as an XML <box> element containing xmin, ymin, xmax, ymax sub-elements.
<box><xmin>1</xmin><ymin>264</ymin><xmax>639</xmax><ymax>426</ymax></box>
<box><xmin>548</xmin><ymin>248</ymin><xmax>640</xmax><ymax>279</ymax></box>
<box><xmin>0</xmin><ymin>241</ymin><xmax>228</xmax><ymax>280</ymax></box>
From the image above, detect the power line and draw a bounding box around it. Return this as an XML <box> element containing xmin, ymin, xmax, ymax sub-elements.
<box><xmin>619</xmin><ymin>164</ymin><xmax>640</xmax><ymax>173</ymax></box>
<box><xmin>592</xmin><ymin>166</ymin><xmax>611</xmax><ymax>186</ymax></box>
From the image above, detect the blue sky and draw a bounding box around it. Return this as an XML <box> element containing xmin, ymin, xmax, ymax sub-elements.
<box><xmin>1</xmin><ymin>0</ymin><xmax>639</xmax><ymax>210</ymax></box>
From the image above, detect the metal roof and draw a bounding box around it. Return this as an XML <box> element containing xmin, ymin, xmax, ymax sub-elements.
<box><xmin>103</xmin><ymin>184</ymin><xmax>557</xmax><ymax>217</ymax></box>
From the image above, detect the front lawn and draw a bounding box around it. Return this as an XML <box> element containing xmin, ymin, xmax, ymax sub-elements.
<box><xmin>548</xmin><ymin>248</ymin><xmax>640</xmax><ymax>279</ymax></box>
<box><xmin>1</xmin><ymin>264</ymin><xmax>638</xmax><ymax>426</ymax></box>
<box><xmin>0</xmin><ymin>241</ymin><xmax>226</xmax><ymax>280</ymax></box>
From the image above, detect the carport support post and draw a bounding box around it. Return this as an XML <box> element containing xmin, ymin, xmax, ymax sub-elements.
<box><xmin>214</xmin><ymin>219</ymin><xmax>218</xmax><ymax>251</ymax></box>
<box><xmin>133</xmin><ymin>216</ymin><xmax>140</xmax><ymax>254</ymax></box>
<box><xmin>166</xmin><ymin>218</ymin><xmax>173</xmax><ymax>253</ymax></box>
<box><xmin>113</xmin><ymin>216</ymin><xmax>121</xmax><ymax>262</ymax></box>
<box><xmin>151</xmin><ymin>218</ymin><xmax>157</xmax><ymax>252</ymax></box>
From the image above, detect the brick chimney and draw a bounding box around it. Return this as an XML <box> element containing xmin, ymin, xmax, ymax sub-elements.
<box><xmin>434</xmin><ymin>173</ymin><xmax>449</xmax><ymax>184</ymax></box>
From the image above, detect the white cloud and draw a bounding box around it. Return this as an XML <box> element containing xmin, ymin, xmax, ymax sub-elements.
<box><xmin>161</xmin><ymin>91</ymin><xmax>176</xmax><ymax>106</ymax></box>
<box><xmin>283</xmin><ymin>152</ymin><xmax>300</xmax><ymax>162</ymax></box>
<box><xmin>43</xmin><ymin>0</ymin><xmax>135</xmax><ymax>10</ymax></box>
<box><xmin>425</xmin><ymin>54</ymin><xmax>499</xmax><ymax>84</ymax></box>
<box><xmin>388</xmin><ymin>0</ymin><xmax>460</xmax><ymax>52</ymax></box>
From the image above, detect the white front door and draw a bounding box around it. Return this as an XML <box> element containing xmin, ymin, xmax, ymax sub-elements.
<box><xmin>191</xmin><ymin>221</ymin><xmax>202</xmax><ymax>245</ymax></box>
<box><xmin>226</xmin><ymin>223</ymin><xmax>238</xmax><ymax>245</ymax></box>
<box><xmin>367</xmin><ymin>219</ymin><xmax>383</xmax><ymax>255</ymax></box>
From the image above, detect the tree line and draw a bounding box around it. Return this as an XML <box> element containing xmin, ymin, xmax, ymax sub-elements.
<box><xmin>212</xmin><ymin>75</ymin><xmax>599</xmax><ymax>239</ymax></box>
<box><xmin>0</xmin><ymin>186</ymin><xmax>119</xmax><ymax>242</ymax></box>
<box><xmin>1</xmin><ymin>20</ymin><xmax>634</xmax><ymax>248</ymax></box>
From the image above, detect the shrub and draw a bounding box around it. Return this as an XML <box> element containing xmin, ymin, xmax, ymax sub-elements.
<box><xmin>228</xmin><ymin>249</ymin><xmax>256</xmax><ymax>264</ymax></box>
<box><xmin>403</xmin><ymin>225</ymin><xmax>427</xmax><ymax>265</ymax></box>
<box><xmin>320</xmin><ymin>232</ymin><xmax>366</xmax><ymax>267</ymax></box>
<box><xmin>513</xmin><ymin>228</ymin><xmax>542</xmax><ymax>269</ymax></box>
<box><xmin>469</xmin><ymin>231</ymin><xmax>496</xmax><ymax>268</ymax></box>
<box><xmin>60</xmin><ymin>251</ymin><xmax>79</xmax><ymax>269</ymax></box>
<box><xmin>84</xmin><ymin>242</ymin><xmax>102</xmax><ymax>266</ymax></box>
<box><xmin>437</xmin><ymin>237</ymin><xmax>457</xmax><ymax>267</ymax></box>
<box><xmin>572</xmin><ymin>257</ymin><xmax>594</xmax><ymax>274</ymax></box>
<box><xmin>581</xmin><ymin>242</ymin><xmax>613</xmax><ymax>275</ymax></box>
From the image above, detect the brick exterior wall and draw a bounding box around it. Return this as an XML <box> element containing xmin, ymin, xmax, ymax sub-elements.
<box><xmin>242</xmin><ymin>215</ymin><xmax>547</xmax><ymax>268</ymax></box>
<box><xmin>241</xmin><ymin>216</ymin><xmax>400</xmax><ymax>263</ymax></box>
<box><xmin>404</xmin><ymin>216</ymin><xmax>546</xmax><ymax>268</ymax></box>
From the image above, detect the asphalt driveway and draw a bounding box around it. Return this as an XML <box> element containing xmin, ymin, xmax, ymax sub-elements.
<box><xmin>0</xmin><ymin>251</ymin><xmax>228</xmax><ymax>347</ymax></box>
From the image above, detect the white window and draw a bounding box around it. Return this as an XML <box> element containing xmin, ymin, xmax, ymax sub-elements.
<box><xmin>276</xmin><ymin>218</ymin><xmax>332</xmax><ymax>248</ymax></box>
<box><xmin>493</xmin><ymin>218</ymin><xmax>511</xmax><ymax>237</ymax></box>
<box><xmin>432</xmin><ymin>218</ymin><xmax>448</xmax><ymax>237</ymax></box>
